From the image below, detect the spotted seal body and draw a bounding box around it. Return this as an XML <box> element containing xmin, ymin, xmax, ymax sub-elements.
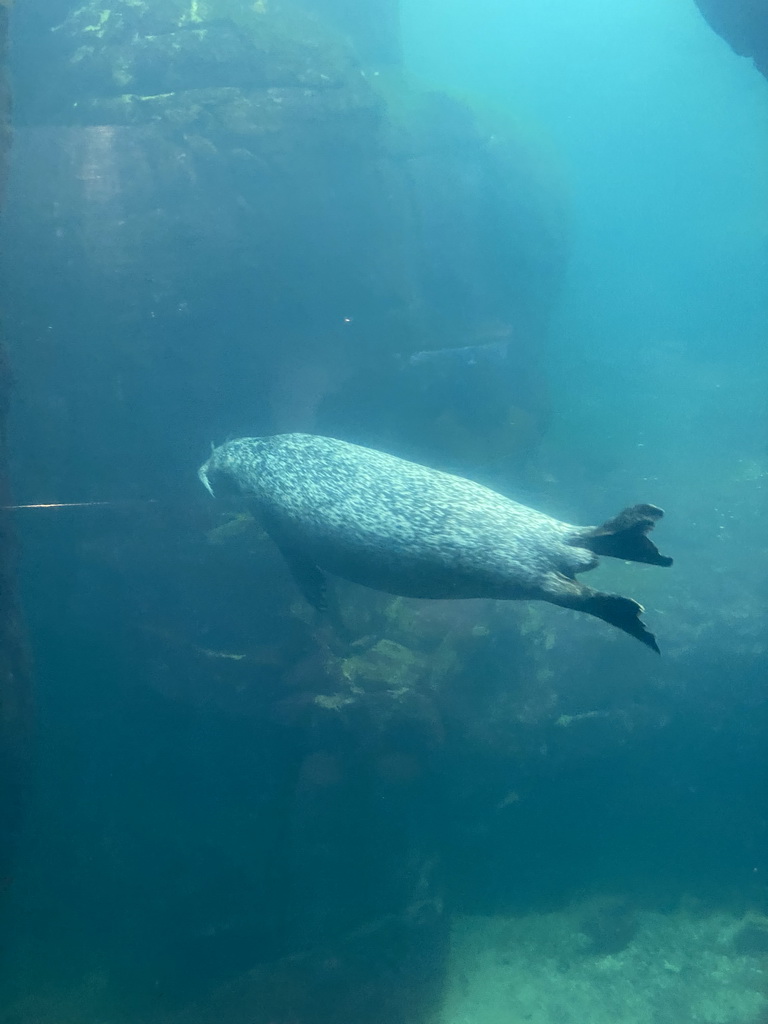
<box><xmin>199</xmin><ymin>433</ymin><xmax>672</xmax><ymax>651</ymax></box>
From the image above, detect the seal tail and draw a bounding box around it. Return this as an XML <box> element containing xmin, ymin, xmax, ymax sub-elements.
<box><xmin>573</xmin><ymin>504</ymin><xmax>673</xmax><ymax>567</ymax></box>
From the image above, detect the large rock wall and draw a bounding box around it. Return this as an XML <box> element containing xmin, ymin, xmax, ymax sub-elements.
<box><xmin>0</xmin><ymin>0</ymin><xmax>567</xmax><ymax>1021</ymax></box>
<box><xmin>0</xmin><ymin>0</ymin><xmax>33</xmax><ymax>912</ymax></box>
<box><xmin>5</xmin><ymin>0</ymin><xmax>565</xmax><ymax>503</ymax></box>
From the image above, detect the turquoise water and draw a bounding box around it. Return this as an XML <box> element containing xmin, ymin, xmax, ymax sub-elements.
<box><xmin>0</xmin><ymin>1</ymin><xmax>766</xmax><ymax>1022</ymax></box>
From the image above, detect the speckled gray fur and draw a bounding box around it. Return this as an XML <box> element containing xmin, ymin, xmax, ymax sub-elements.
<box><xmin>199</xmin><ymin>433</ymin><xmax>672</xmax><ymax>650</ymax></box>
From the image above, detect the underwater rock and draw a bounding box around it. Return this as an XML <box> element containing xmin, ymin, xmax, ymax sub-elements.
<box><xmin>25</xmin><ymin>0</ymin><xmax>380</xmax><ymax>132</ymax></box>
<box><xmin>694</xmin><ymin>0</ymin><xmax>768</xmax><ymax>79</ymax></box>
<box><xmin>316</xmin><ymin>328</ymin><xmax>550</xmax><ymax>475</ymax></box>
<box><xmin>732</xmin><ymin>917</ymin><xmax>768</xmax><ymax>955</ymax></box>
<box><xmin>578</xmin><ymin>897</ymin><xmax>640</xmax><ymax>956</ymax></box>
<box><xmin>340</xmin><ymin>638</ymin><xmax>430</xmax><ymax>695</ymax></box>
<box><xmin>304</xmin><ymin>0</ymin><xmax>401</xmax><ymax>64</ymax></box>
<box><xmin>7</xmin><ymin>0</ymin><xmax>567</xmax><ymax>501</ymax></box>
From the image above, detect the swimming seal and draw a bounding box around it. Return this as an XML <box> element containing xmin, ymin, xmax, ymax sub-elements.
<box><xmin>199</xmin><ymin>433</ymin><xmax>673</xmax><ymax>652</ymax></box>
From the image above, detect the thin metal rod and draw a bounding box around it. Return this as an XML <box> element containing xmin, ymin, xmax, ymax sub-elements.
<box><xmin>1</xmin><ymin>500</ymin><xmax>158</xmax><ymax>510</ymax></box>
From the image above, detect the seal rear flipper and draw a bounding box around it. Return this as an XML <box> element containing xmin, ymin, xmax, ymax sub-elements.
<box><xmin>542</xmin><ymin>574</ymin><xmax>660</xmax><ymax>653</ymax></box>
<box><xmin>574</xmin><ymin>504</ymin><xmax>673</xmax><ymax>567</ymax></box>
<box><xmin>580</xmin><ymin>590</ymin><xmax>660</xmax><ymax>653</ymax></box>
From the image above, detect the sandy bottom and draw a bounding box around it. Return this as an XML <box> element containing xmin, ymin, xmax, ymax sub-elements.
<box><xmin>440</xmin><ymin>904</ymin><xmax>768</xmax><ymax>1024</ymax></box>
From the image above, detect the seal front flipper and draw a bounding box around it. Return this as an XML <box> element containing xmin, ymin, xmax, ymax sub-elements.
<box><xmin>269</xmin><ymin>537</ymin><xmax>329</xmax><ymax>612</ymax></box>
<box><xmin>574</xmin><ymin>504</ymin><xmax>673</xmax><ymax>568</ymax></box>
<box><xmin>260</xmin><ymin>522</ymin><xmax>351</xmax><ymax>640</ymax></box>
<box><xmin>541</xmin><ymin>573</ymin><xmax>660</xmax><ymax>653</ymax></box>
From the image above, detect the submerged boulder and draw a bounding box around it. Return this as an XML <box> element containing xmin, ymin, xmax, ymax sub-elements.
<box><xmin>1</xmin><ymin>2</ymin><xmax>566</xmax><ymax>1019</ymax></box>
<box><xmin>7</xmin><ymin>0</ymin><xmax>566</xmax><ymax>500</ymax></box>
